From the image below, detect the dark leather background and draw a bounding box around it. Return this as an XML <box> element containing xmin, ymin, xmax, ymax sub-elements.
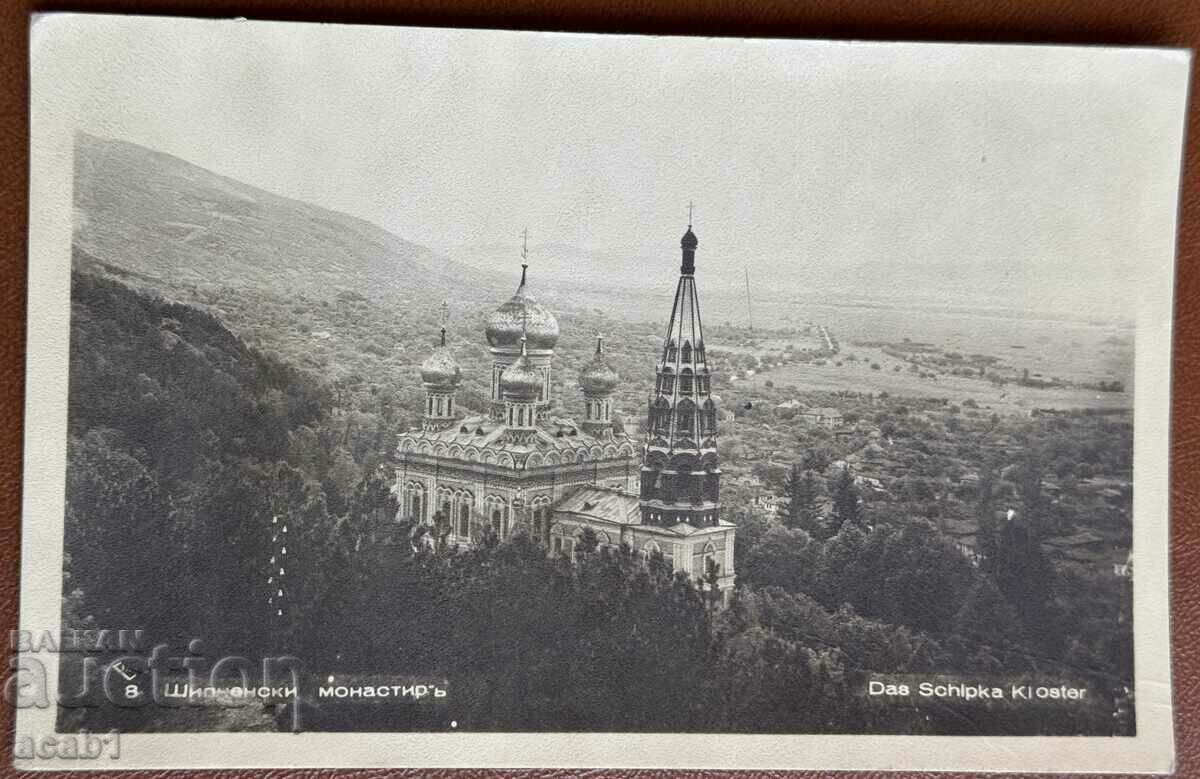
<box><xmin>1</xmin><ymin>1</ymin><xmax>1197</xmax><ymax>777</ymax></box>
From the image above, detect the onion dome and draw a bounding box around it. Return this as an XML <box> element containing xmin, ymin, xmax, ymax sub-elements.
<box><xmin>681</xmin><ymin>226</ymin><xmax>698</xmax><ymax>251</ymax></box>
<box><xmin>500</xmin><ymin>338</ymin><xmax>542</xmax><ymax>400</ymax></box>
<box><xmin>420</xmin><ymin>329</ymin><xmax>461</xmax><ymax>388</ymax></box>
<box><xmin>579</xmin><ymin>335</ymin><xmax>619</xmax><ymax>395</ymax></box>
<box><xmin>485</xmin><ymin>264</ymin><xmax>560</xmax><ymax>350</ymax></box>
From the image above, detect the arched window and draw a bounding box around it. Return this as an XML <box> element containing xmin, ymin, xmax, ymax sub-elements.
<box><xmin>653</xmin><ymin>399</ymin><xmax>671</xmax><ymax>435</ymax></box>
<box><xmin>681</xmin><ymin>341</ymin><xmax>693</xmax><ymax>363</ymax></box>
<box><xmin>459</xmin><ymin>503</ymin><xmax>470</xmax><ymax>537</ymax></box>
<box><xmin>695</xmin><ymin>542</ymin><xmax>719</xmax><ymax>580</ymax></box>
<box><xmin>676</xmin><ymin>401</ymin><xmax>695</xmax><ymax>436</ymax></box>
<box><xmin>680</xmin><ymin>369</ymin><xmax>694</xmax><ymax>395</ymax></box>
<box><xmin>531</xmin><ymin>496</ymin><xmax>552</xmax><ymax>542</ymax></box>
<box><xmin>405</xmin><ymin>482</ymin><xmax>426</xmax><ymax>523</ymax></box>
<box><xmin>483</xmin><ymin>496</ymin><xmax>507</xmax><ymax>538</ymax></box>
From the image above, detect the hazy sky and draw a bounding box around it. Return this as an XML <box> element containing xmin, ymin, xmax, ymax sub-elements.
<box><xmin>34</xmin><ymin>16</ymin><xmax>1189</xmax><ymax>318</ymax></box>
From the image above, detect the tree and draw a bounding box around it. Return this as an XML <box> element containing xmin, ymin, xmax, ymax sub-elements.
<box><xmin>738</xmin><ymin>524</ymin><xmax>815</xmax><ymax>592</ymax></box>
<box><xmin>704</xmin><ymin>556</ymin><xmax>722</xmax><ymax>611</ymax></box>
<box><xmin>577</xmin><ymin>526</ymin><xmax>599</xmax><ymax>556</ymax></box>
<box><xmin>954</xmin><ymin>576</ymin><xmax>1026</xmax><ymax>644</ymax></box>
<box><xmin>781</xmin><ymin>464</ymin><xmax>822</xmax><ymax>536</ymax></box>
<box><xmin>989</xmin><ymin>516</ymin><xmax>1057</xmax><ymax>649</ymax></box>
<box><xmin>830</xmin><ymin>466</ymin><xmax>863</xmax><ymax>532</ymax></box>
<box><xmin>1014</xmin><ymin>448</ymin><xmax>1047</xmax><ymax>527</ymax></box>
<box><xmin>975</xmin><ymin>467</ymin><xmax>1001</xmax><ymax>563</ymax></box>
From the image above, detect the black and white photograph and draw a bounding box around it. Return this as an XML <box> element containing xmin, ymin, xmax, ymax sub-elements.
<box><xmin>17</xmin><ymin>14</ymin><xmax>1186</xmax><ymax>771</ymax></box>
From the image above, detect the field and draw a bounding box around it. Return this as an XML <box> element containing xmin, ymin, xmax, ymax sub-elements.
<box><xmin>729</xmin><ymin>342</ymin><xmax>1130</xmax><ymax>417</ymax></box>
<box><xmin>701</xmin><ymin>294</ymin><xmax>1132</xmax><ymax>416</ymax></box>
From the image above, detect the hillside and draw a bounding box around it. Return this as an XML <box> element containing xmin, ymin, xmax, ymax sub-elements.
<box><xmin>72</xmin><ymin>133</ymin><xmax>497</xmax><ymax>305</ymax></box>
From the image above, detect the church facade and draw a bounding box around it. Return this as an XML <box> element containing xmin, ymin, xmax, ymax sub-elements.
<box><xmin>394</xmin><ymin>223</ymin><xmax>735</xmax><ymax>602</ymax></box>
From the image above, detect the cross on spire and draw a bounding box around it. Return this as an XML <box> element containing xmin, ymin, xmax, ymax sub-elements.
<box><xmin>439</xmin><ymin>301</ymin><xmax>448</xmax><ymax>346</ymax></box>
<box><xmin>688</xmin><ymin>201</ymin><xmax>693</xmax><ymax>227</ymax></box>
<box><xmin>519</xmin><ymin>228</ymin><xmax>529</xmax><ymax>287</ymax></box>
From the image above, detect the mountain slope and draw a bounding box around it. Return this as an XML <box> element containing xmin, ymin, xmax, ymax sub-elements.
<box><xmin>72</xmin><ymin>133</ymin><xmax>494</xmax><ymax>301</ymax></box>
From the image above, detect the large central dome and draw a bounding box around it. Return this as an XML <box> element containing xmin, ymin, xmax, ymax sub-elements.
<box><xmin>485</xmin><ymin>265</ymin><xmax>559</xmax><ymax>351</ymax></box>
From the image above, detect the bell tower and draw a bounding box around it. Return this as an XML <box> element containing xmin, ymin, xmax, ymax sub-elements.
<box><xmin>640</xmin><ymin>212</ymin><xmax>721</xmax><ymax>528</ymax></box>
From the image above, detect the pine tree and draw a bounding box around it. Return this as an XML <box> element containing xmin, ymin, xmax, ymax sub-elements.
<box><xmin>953</xmin><ymin>576</ymin><xmax>1026</xmax><ymax>643</ymax></box>
<box><xmin>831</xmin><ymin>466</ymin><xmax>862</xmax><ymax>532</ymax></box>
<box><xmin>990</xmin><ymin>516</ymin><xmax>1057</xmax><ymax>648</ymax></box>
<box><xmin>781</xmin><ymin>464</ymin><xmax>821</xmax><ymax>534</ymax></box>
<box><xmin>975</xmin><ymin>466</ymin><xmax>1001</xmax><ymax>565</ymax></box>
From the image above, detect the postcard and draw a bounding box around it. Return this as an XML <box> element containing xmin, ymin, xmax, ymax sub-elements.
<box><xmin>17</xmin><ymin>13</ymin><xmax>1189</xmax><ymax>771</ymax></box>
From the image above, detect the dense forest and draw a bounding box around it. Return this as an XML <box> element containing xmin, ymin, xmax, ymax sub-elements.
<box><xmin>60</xmin><ymin>269</ymin><xmax>1131</xmax><ymax>736</ymax></box>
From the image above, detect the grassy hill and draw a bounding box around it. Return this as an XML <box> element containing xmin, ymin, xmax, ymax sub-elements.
<box><xmin>72</xmin><ymin>133</ymin><xmax>497</xmax><ymax>305</ymax></box>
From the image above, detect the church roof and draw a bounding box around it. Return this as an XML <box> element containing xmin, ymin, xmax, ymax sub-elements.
<box><xmin>398</xmin><ymin>414</ymin><xmax>637</xmax><ymax>464</ymax></box>
<box><xmin>500</xmin><ymin>339</ymin><xmax>542</xmax><ymax>400</ymax></box>
<box><xmin>420</xmin><ymin>346</ymin><xmax>461</xmax><ymax>388</ymax></box>
<box><xmin>485</xmin><ymin>265</ymin><xmax>559</xmax><ymax>351</ymax></box>
<box><xmin>681</xmin><ymin>226</ymin><xmax>698</xmax><ymax>251</ymax></box>
<box><xmin>579</xmin><ymin>335</ymin><xmax>619</xmax><ymax>395</ymax></box>
<box><xmin>554</xmin><ymin>487</ymin><xmax>642</xmax><ymax>525</ymax></box>
<box><xmin>552</xmin><ymin>486</ymin><xmax>735</xmax><ymax>536</ymax></box>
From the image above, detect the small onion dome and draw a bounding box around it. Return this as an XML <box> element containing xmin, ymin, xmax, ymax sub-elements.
<box><xmin>681</xmin><ymin>226</ymin><xmax>698</xmax><ymax>251</ymax></box>
<box><xmin>485</xmin><ymin>265</ymin><xmax>560</xmax><ymax>350</ymax></box>
<box><xmin>420</xmin><ymin>347</ymin><xmax>461</xmax><ymax>389</ymax></box>
<box><xmin>500</xmin><ymin>341</ymin><xmax>542</xmax><ymax>400</ymax></box>
<box><xmin>579</xmin><ymin>335</ymin><xmax>619</xmax><ymax>395</ymax></box>
<box><xmin>420</xmin><ymin>328</ymin><xmax>460</xmax><ymax>388</ymax></box>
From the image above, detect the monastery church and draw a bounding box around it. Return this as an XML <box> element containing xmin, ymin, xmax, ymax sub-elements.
<box><xmin>395</xmin><ymin>222</ymin><xmax>735</xmax><ymax>602</ymax></box>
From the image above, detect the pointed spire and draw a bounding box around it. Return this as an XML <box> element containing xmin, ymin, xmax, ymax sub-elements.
<box><xmin>688</xmin><ymin>200</ymin><xmax>693</xmax><ymax>228</ymax></box>
<box><xmin>517</xmin><ymin>229</ymin><xmax>530</xmax><ymax>290</ymax></box>
<box><xmin>596</xmin><ymin>333</ymin><xmax>604</xmax><ymax>355</ymax></box>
